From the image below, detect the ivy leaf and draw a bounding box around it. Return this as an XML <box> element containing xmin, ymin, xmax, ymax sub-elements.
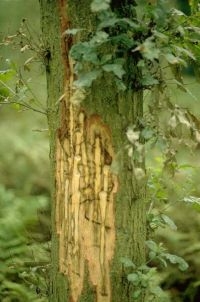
<box><xmin>163</xmin><ymin>53</ymin><xmax>186</xmax><ymax>66</ymax></box>
<box><xmin>102</xmin><ymin>64</ymin><xmax>125</xmax><ymax>79</ymax></box>
<box><xmin>70</xmin><ymin>42</ymin><xmax>99</xmax><ymax>64</ymax></box>
<box><xmin>111</xmin><ymin>33</ymin><xmax>135</xmax><ymax>49</ymax></box>
<box><xmin>136</xmin><ymin>39</ymin><xmax>160</xmax><ymax>61</ymax></box>
<box><xmin>90</xmin><ymin>31</ymin><xmax>109</xmax><ymax>44</ymax></box>
<box><xmin>91</xmin><ymin>0</ymin><xmax>111</xmax><ymax>12</ymax></box>
<box><xmin>127</xmin><ymin>273</ymin><xmax>140</xmax><ymax>285</ymax></box>
<box><xmin>164</xmin><ymin>53</ymin><xmax>180</xmax><ymax>64</ymax></box>
<box><xmin>115</xmin><ymin>79</ymin><xmax>126</xmax><ymax>91</ymax></box>
<box><xmin>120</xmin><ymin>257</ymin><xmax>136</xmax><ymax>268</ymax></box>
<box><xmin>120</xmin><ymin>18</ymin><xmax>140</xmax><ymax>29</ymax></box>
<box><xmin>70</xmin><ymin>42</ymin><xmax>90</xmax><ymax>61</ymax></box>
<box><xmin>98</xmin><ymin>17</ymin><xmax>119</xmax><ymax>29</ymax></box>
<box><xmin>73</xmin><ymin>70</ymin><xmax>102</xmax><ymax>88</ymax></box>
<box><xmin>100</xmin><ymin>54</ymin><xmax>112</xmax><ymax>64</ymax></box>
<box><xmin>141</xmin><ymin>74</ymin><xmax>159</xmax><ymax>86</ymax></box>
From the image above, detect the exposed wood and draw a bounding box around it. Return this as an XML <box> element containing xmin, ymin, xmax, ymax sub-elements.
<box><xmin>56</xmin><ymin>80</ymin><xmax>118</xmax><ymax>301</ymax></box>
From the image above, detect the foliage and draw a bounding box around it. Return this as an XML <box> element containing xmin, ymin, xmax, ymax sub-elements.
<box><xmin>0</xmin><ymin>2</ymin><xmax>50</xmax><ymax>301</ymax></box>
<box><xmin>0</xmin><ymin>19</ymin><xmax>46</xmax><ymax>115</ymax></box>
<box><xmin>0</xmin><ymin>185</ymin><xmax>49</xmax><ymax>301</ymax></box>
<box><xmin>69</xmin><ymin>0</ymin><xmax>200</xmax><ymax>91</ymax></box>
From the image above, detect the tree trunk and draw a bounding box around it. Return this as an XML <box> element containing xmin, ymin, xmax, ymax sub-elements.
<box><xmin>39</xmin><ymin>1</ymin><xmax>146</xmax><ymax>301</ymax></box>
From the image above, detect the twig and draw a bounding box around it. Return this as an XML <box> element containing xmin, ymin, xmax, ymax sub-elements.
<box><xmin>0</xmin><ymin>100</ymin><xmax>46</xmax><ymax>115</ymax></box>
<box><xmin>0</xmin><ymin>79</ymin><xmax>16</xmax><ymax>94</ymax></box>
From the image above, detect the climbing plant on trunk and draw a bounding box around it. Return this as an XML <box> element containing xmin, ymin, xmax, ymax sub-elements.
<box><xmin>39</xmin><ymin>0</ymin><xmax>200</xmax><ymax>301</ymax></box>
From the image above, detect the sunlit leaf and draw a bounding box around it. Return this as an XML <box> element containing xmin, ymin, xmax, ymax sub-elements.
<box><xmin>161</xmin><ymin>214</ymin><xmax>177</xmax><ymax>231</ymax></box>
<box><xmin>0</xmin><ymin>69</ymin><xmax>15</xmax><ymax>82</ymax></box>
<box><xmin>164</xmin><ymin>253</ymin><xmax>189</xmax><ymax>271</ymax></box>
<box><xmin>183</xmin><ymin>195</ymin><xmax>200</xmax><ymax>205</ymax></box>
<box><xmin>127</xmin><ymin>273</ymin><xmax>140</xmax><ymax>285</ymax></box>
<box><xmin>73</xmin><ymin>70</ymin><xmax>102</xmax><ymax>88</ymax></box>
<box><xmin>120</xmin><ymin>257</ymin><xmax>136</xmax><ymax>268</ymax></box>
<box><xmin>102</xmin><ymin>63</ymin><xmax>125</xmax><ymax>79</ymax></box>
<box><xmin>91</xmin><ymin>0</ymin><xmax>111</xmax><ymax>12</ymax></box>
<box><xmin>63</xmin><ymin>28</ymin><xmax>83</xmax><ymax>35</ymax></box>
<box><xmin>146</xmin><ymin>240</ymin><xmax>158</xmax><ymax>252</ymax></box>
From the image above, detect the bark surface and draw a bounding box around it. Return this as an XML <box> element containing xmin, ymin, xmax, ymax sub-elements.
<box><xmin>40</xmin><ymin>0</ymin><xmax>146</xmax><ymax>301</ymax></box>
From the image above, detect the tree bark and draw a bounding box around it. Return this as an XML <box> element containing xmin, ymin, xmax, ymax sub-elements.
<box><xmin>39</xmin><ymin>0</ymin><xmax>146</xmax><ymax>301</ymax></box>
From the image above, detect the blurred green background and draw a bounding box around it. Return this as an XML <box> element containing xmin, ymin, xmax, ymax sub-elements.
<box><xmin>0</xmin><ymin>0</ymin><xmax>200</xmax><ymax>301</ymax></box>
<box><xmin>0</xmin><ymin>1</ymin><xmax>50</xmax><ymax>301</ymax></box>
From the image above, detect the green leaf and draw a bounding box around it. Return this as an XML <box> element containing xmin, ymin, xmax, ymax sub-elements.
<box><xmin>157</xmin><ymin>256</ymin><xmax>168</xmax><ymax>268</ymax></box>
<box><xmin>63</xmin><ymin>28</ymin><xmax>83</xmax><ymax>35</ymax></box>
<box><xmin>141</xmin><ymin>74</ymin><xmax>159</xmax><ymax>86</ymax></box>
<box><xmin>0</xmin><ymin>87</ymin><xmax>10</xmax><ymax>98</ymax></box>
<box><xmin>120</xmin><ymin>18</ymin><xmax>139</xmax><ymax>29</ymax></box>
<box><xmin>98</xmin><ymin>17</ymin><xmax>119</xmax><ymax>29</ymax></box>
<box><xmin>120</xmin><ymin>257</ymin><xmax>135</xmax><ymax>268</ymax></box>
<box><xmin>133</xmin><ymin>289</ymin><xmax>142</xmax><ymax>299</ymax></box>
<box><xmin>146</xmin><ymin>240</ymin><xmax>158</xmax><ymax>252</ymax></box>
<box><xmin>140</xmin><ymin>39</ymin><xmax>160</xmax><ymax>61</ymax></box>
<box><xmin>163</xmin><ymin>53</ymin><xmax>186</xmax><ymax>66</ymax></box>
<box><xmin>100</xmin><ymin>54</ymin><xmax>113</xmax><ymax>64</ymax></box>
<box><xmin>91</xmin><ymin>0</ymin><xmax>111</xmax><ymax>12</ymax></box>
<box><xmin>153</xmin><ymin>30</ymin><xmax>169</xmax><ymax>42</ymax></box>
<box><xmin>174</xmin><ymin>46</ymin><xmax>196</xmax><ymax>61</ymax></box>
<box><xmin>115</xmin><ymin>79</ymin><xmax>126</xmax><ymax>91</ymax></box>
<box><xmin>127</xmin><ymin>273</ymin><xmax>140</xmax><ymax>285</ymax></box>
<box><xmin>183</xmin><ymin>195</ymin><xmax>200</xmax><ymax>206</ymax></box>
<box><xmin>164</xmin><ymin>253</ymin><xmax>189</xmax><ymax>271</ymax></box>
<box><xmin>70</xmin><ymin>42</ymin><xmax>91</xmax><ymax>61</ymax></box>
<box><xmin>73</xmin><ymin>70</ymin><xmax>102</xmax><ymax>88</ymax></box>
<box><xmin>149</xmin><ymin>251</ymin><xmax>157</xmax><ymax>260</ymax></box>
<box><xmin>141</xmin><ymin>128</ymin><xmax>154</xmax><ymax>140</ymax></box>
<box><xmin>111</xmin><ymin>33</ymin><xmax>135</xmax><ymax>48</ymax></box>
<box><xmin>161</xmin><ymin>214</ymin><xmax>177</xmax><ymax>230</ymax></box>
<box><xmin>150</xmin><ymin>285</ymin><xmax>166</xmax><ymax>297</ymax></box>
<box><xmin>171</xmin><ymin>8</ymin><xmax>186</xmax><ymax>16</ymax></box>
<box><xmin>90</xmin><ymin>31</ymin><xmax>109</xmax><ymax>45</ymax></box>
<box><xmin>102</xmin><ymin>64</ymin><xmax>125</xmax><ymax>79</ymax></box>
<box><xmin>0</xmin><ymin>69</ymin><xmax>15</xmax><ymax>82</ymax></box>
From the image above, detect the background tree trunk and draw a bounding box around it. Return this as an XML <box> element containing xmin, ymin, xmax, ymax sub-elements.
<box><xmin>40</xmin><ymin>0</ymin><xmax>146</xmax><ymax>301</ymax></box>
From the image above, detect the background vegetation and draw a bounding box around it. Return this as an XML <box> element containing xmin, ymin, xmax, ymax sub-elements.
<box><xmin>0</xmin><ymin>1</ymin><xmax>50</xmax><ymax>301</ymax></box>
<box><xmin>0</xmin><ymin>0</ymin><xmax>200</xmax><ymax>301</ymax></box>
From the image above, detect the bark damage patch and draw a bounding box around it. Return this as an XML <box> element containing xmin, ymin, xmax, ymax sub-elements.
<box><xmin>56</xmin><ymin>93</ymin><xmax>118</xmax><ymax>302</ymax></box>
